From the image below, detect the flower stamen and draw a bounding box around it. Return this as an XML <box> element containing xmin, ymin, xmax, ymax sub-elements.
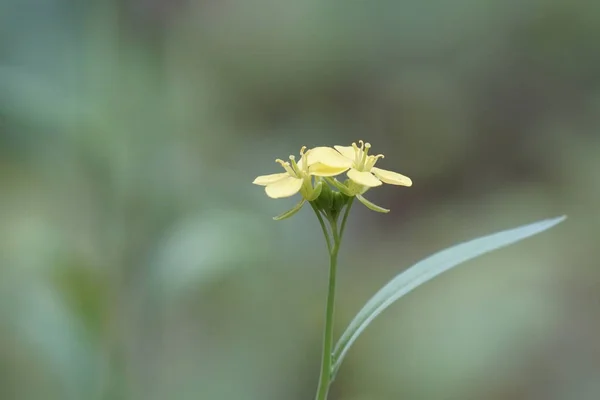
<box><xmin>288</xmin><ymin>155</ymin><xmax>302</xmax><ymax>176</ymax></box>
<box><xmin>277</xmin><ymin>159</ymin><xmax>297</xmax><ymax>177</ymax></box>
<box><xmin>359</xmin><ymin>142</ymin><xmax>371</xmax><ymax>169</ymax></box>
<box><xmin>299</xmin><ymin>146</ymin><xmax>309</xmax><ymax>171</ymax></box>
<box><xmin>365</xmin><ymin>153</ymin><xmax>384</xmax><ymax>170</ymax></box>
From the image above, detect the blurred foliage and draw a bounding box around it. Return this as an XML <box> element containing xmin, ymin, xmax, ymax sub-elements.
<box><xmin>1</xmin><ymin>0</ymin><xmax>599</xmax><ymax>399</ymax></box>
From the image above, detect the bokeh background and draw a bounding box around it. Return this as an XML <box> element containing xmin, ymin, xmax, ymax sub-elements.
<box><xmin>1</xmin><ymin>1</ymin><xmax>599</xmax><ymax>399</ymax></box>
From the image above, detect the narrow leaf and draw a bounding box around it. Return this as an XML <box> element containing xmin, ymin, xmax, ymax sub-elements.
<box><xmin>273</xmin><ymin>199</ymin><xmax>306</xmax><ymax>221</ymax></box>
<box><xmin>356</xmin><ymin>194</ymin><xmax>390</xmax><ymax>213</ymax></box>
<box><xmin>332</xmin><ymin>215</ymin><xmax>566</xmax><ymax>377</ymax></box>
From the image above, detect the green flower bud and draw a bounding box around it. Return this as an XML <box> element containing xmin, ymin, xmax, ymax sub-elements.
<box><xmin>313</xmin><ymin>182</ymin><xmax>333</xmax><ymax>212</ymax></box>
<box><xmin>330</xmin><ymin>191</ymin><xmax>350</xmax><ymax>220</ymax></box>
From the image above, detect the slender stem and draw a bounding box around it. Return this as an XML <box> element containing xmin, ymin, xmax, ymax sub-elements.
<box><xmin>327</xmin><ymin>201</ymin><xmax>354</xmax><ymax>384</ymax></box>
<box><xmin>339</xmin><ymin>198</ymin><xmax>354</xmax><ymax>243</ymax></box>
<box><xmin>314</xmin><ymin>200</ymin><xmax>354</xmax><ymax>400</ymax></box>
<box><xmin>310</xmin><ymin>202</ymin><xmax>332</xmax><ymax>253</ymax></box>
<box><xmin>315</xmin><ymin>216</ymin><xmax>339</xmax><ymax>400</ymax></box>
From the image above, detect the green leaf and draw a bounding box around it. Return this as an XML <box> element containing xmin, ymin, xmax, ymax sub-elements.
<box><xmin>273</xmin><ymin>199</ymin><xmax>306</xmax><ymax>221</ymax></box>
<box><xmin>331</xmin><ymin>215</ymin><xmax>566</xmax><ymax>378</ymax></box>
<box><xmin>356</xmin><ymin>194</ymin><xmax>390</xmax><ymax>213</ymax></box>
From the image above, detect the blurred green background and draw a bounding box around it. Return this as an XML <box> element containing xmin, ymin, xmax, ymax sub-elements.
<box><xmin>1</xmin><ymin>1</ymin><xmax>599</xmax><ymax>399</ymax></box>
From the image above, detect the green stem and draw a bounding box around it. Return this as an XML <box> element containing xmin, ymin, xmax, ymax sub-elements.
<box><xmin>310</xmin><ymin>202</ymin><xmax>332</xmax><ymax>253</ymax></box>
<box><xmin>313</xmin><ymin>198</ymin><xmax>354</xmax><ymax>400</ymax></box>
<box><xmin>315</xmin><ymin>218</ymin><xmax>338</xmax><ymax>400</ymax></box>
<box><xmin>339</xmin><ymin>198</ymin><xmax>354</xmax><ymax>243</ymax></box>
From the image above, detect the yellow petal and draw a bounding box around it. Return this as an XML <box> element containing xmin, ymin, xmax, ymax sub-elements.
<box><xmin>333</xmin><ymin>145</ymin><xmax>356</xmax><ymax>161</ymax></box>
<box><xmin>265</xmin><ymin>176</ymin><xmax>303</xmax><ymax>198</ymax></box>
<box><xmin>347</xmin><ymin>168</ymin><xmax>382</xmax><ymax>187</ymax></box>
<box><xmin>371</xmin><ymin>167</ymin><xmax>412</xmax><ymax>186</ymax></box>
<box><xmin>307</xmin><ymin>147</ymin><xmax>353</xmax><ymax>168</ymax></box>
<box><xmin>253</xmin><ymin>172</ymin><xmax>290</xmax><ymax>186</ymax></box>
<box><xmin>309</xmin><ymin>162</ymin><xmax>349</xmax><ymax>177</ymax></box>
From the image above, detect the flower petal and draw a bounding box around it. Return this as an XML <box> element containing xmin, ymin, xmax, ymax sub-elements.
<box><xmin>253</xmin><ymin>172</ymin><xmax>289</xmax><ymax>186</ymax></box>
<box><xmin>371</xmin><ymin>167</ymin><xmax>412</xmax><ymax>186</ymax></box>
<box><xmin>333</xmin><ymin>145</ymin><xmax>356</xmax><ymax>161</ymax></box>
<box><xmin>309</xmin><ymin>162</ymin><xmax>349</xmax><ymax>177</ymax></box>
<box><xmin>347</xmin><ymin>168</ymin><xmax>382</xmax><ymax>187</ymax></box>
<box><xmin>308</xmin><ymin>147</ymin><xmax>353</xmax><ymax>168</ymax></box>
<box><xmin>265</xmin><ymin>176</ymin><xmax>303</xmax><ymax>198</ymax></box>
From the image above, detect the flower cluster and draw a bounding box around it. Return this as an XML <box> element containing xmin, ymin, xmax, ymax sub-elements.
<box><xmin>253</xmin><ymin>141</ymin><xmax>412</xmax><ymax>219</ymax></box>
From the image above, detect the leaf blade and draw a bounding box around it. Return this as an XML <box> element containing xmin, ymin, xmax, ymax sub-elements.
<box><xmin>332</xmin><ymin>215</ymin><xmax>566</xmax><ymax>377</ymax></box>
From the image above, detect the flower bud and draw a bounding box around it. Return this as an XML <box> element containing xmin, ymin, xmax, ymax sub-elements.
<box><xmin>332</xmin><ymin>192</ymin><xmax>349</xmax><ymax>214</ymax></box>
<box><xmin>313</xmin><ymin>183</ymin><xmax>333</xmax><ymax>212</ymax></box>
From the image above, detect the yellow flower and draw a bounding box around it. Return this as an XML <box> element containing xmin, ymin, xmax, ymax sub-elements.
<box><xmin>253</xmin><ymin>146</ymin><xmax>347</xmax><ymax>199</ymax></box>
<box><xmin>310</xmin><ymin>140</ymin><xmax>412</xmax><ymax>191</ymax></box>
<box><xmin>253</xmin><ymin>146</ymin><xmax>348</xmax><ymax>219</ymax></box>
<box><xmin>252</xmin><ymin>147</ymin><xmax>311</xmax><ymax>199</ymax></box>
<box><xmin>308</xmin><ymin>141</ymin><xmax>412</xmax><ymax>212</ymax></box>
